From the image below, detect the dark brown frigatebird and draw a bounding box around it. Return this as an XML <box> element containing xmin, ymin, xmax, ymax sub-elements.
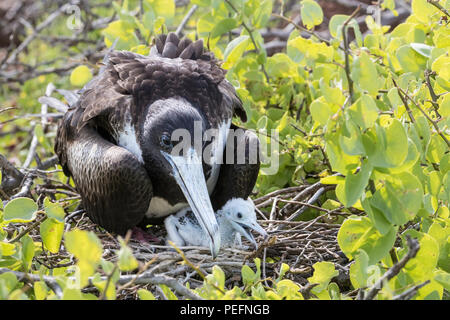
<box><xmin>54</xmin><ymin>33</ymin><xmax>260</xmax><ymax>257</ymax></box>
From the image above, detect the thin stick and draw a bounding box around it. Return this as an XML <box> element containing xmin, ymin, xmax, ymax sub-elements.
<box><xmin>427</xmin><ymin>0</ymin><xmax>450</xmax><ymax>18</ymax></box>
<box><xmin>175</xmin><ymin>4</ymin><xmax>198</xmax><ymax>37</ymax></box>
<box><xmin>342</xmin><ymin>6</ymin><xmax>361</xmax><ymax>103</ymax></box>
<box><xmin>395</xmin><ymin>81</ymin><xmax>450</xmax><ymax>148</ymax></box>
<box><xmin>363</xmin><ymin>236</ymin><xmax>421</xmax><ymax>300</ymax></box>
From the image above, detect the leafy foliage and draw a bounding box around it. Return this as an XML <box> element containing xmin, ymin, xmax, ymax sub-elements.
<box><xmin>0</xmin><ymin>0</ymin><xmax>449</xmax><ymax>300</ymax></box>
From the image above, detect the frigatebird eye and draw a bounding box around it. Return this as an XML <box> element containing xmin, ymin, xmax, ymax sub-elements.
<box><xmin>237</xmin><ymin>212</ymin><xmax>243</xmax><ymax>219</ymax></box>
<box><xmin>160</xmin><ymin>134</ymin><xmax>173</xmax><ymax>149</ymax></box>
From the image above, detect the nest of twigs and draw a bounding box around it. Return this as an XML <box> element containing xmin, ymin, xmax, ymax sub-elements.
<box><xmin>2</xmin><ymin>151</ymin><xmax>353</xmax><ymax>299</ymax></box>
<box><xmin>9</xmin><ymin>173</ymin><xmax>351</xmax><ymax>299</ymax></box>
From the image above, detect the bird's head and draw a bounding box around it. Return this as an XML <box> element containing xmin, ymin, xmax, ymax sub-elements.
<box><xmin>219</xmin><ymin>198</ymin><xmax>267</xmax><ymax>248</ymax></box>
<box><xmin>139</xmin><ymin>97</ymin><xmax>221</xmax><ymax>257</ymax></box>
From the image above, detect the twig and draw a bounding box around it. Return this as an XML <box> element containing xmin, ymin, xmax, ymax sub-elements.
<box><xmin>22</xmin><ymin>134</ymin><xmax>39</xmax><ymax>169</ymax></box>
<box><xmin>115</xmin><ymin>273</ymin><xmax>203</xmax><ymax>300</ymax></box>
<box><xmin>395</xmin><ymin>81</ymin><xmax>450</xmax><ymax>148</ymax></box>
<box><xmin>169</xmin><ymin>241</ymin><xmax>226</xmax><ymax>295</ymax></box>
<box><xmin>272</xmin><ymin>13</ymin><xmax>330</xmax><ymax>44</ymax></box>
<box><xmin>8</xmin><ymin>212</ymin><xmax>47</xmax><ymax>243</ymax></box>
<box><xmin>175</xmin><ymin>4</ymin><xmax>198</xmax><ymax>37</ymax></box>
<box><xmin>279</xmin><ymin>182</ymin><xmax>322</xmax><ymax>216</ymax></box>
<box><xmin>392</xmin><ymin>280</ymin><xmax>430</xmax><ymax>300</ymax></box>
<box><xmin>393</xmin><ymin>78</ymin><xmax>416</xmax><ymax>124</ymax></box>
<box><xmin>0</xmin><ymin>267</ymin><xmax>63</xmax><ymax>298</ymax></box>
<box><xmin>427</xmin><ymin>0</ymin><xmax>450</xmax><ymax>18</ymax></box>
<box><xmin>362</xmin><ymin>236</ymin><xmax>421</xmax><ymax>300</ymax></box>
<box><xmin>2</xmin><ymin>4</ymin><xmax>71</xmax><ymax>68</ymax></box>
<box><xmin>424</xmin><ymin>70</ymin><xmax>441</xmax><ymax>117</ymax></box>
<box><xmin>342</xmin><ymin>6</ymin><xmax>361</xmax><ymax>103</ymax></box>
<box><xmin>299</xmin><ymin>282</ymin><xmax>319</xmax><ymax>299</ymax></box>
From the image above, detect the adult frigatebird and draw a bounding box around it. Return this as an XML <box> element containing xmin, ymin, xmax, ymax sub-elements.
<box><xmin>54</xmin><ymin>33</ymin><xmax>260</xmax><ymax>257</ymax></box>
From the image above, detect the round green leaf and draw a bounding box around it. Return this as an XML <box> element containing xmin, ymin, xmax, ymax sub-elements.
<box><xmin>210</xmin><ymin>18</ymin><xmax>238</xmax><ymax>39</ymax></box>
<box><xmin>371</xmin><ymin>172</ymin><xmax>424</xmax><ymax>225</ymax></box>
<box><xmin>3</xmin><ymin>197</ymin><xmax>38</xmax><ymax>223</ymax></box>
<box><xmin>348</xmin><ymin>94</ymin><xmax>379</xmax><ymax>130</ymax></box>
<box><xmin>396</xmin><ymin>45</ymin><xmax>428</xmax><ymax>77</ymax></box>
<box><xmin>70</xmin><ymin>65</ymin><xmax>93</xmax><ymax>87</ymax></box>
<box><xmin>40</xmin><ymin>218</ymin><xmax>64</xmax><ymax>254</ymax></box>
<box><xmin>307</xmin><ymin>261</ymin><xmax>339</xmax><ymax>294</ymax></box>
<box><xmin>301</xmin><ymin>0</ymin><xmax>324</xmax><ymax>30</ymax></box>
<box><xmin>337</xmin><ymin>215</ymin><xmax>396</xmax><ymax>264</ymax></box>
<box><xmin>43</xmin><ymin>198</ymin><xmax>65</xmax><ymax>222</ymax></box>
<box><xmin>310</xmin><ymin>97</ymin><xmax>333</xmax><ymax>126</ymax></box>
<box><xmin>223</xmin><ymin>35</ymin><xmax>250</xmax><ymax>69</ymax></box>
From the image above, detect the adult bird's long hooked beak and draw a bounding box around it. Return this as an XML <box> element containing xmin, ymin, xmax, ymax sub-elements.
<box><xmin>162</xmin><ymin>148</ymin><xmax>221</xmax><ymax>258</ymax></box>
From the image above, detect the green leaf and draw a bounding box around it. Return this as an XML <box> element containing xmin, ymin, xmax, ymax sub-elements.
<box><xmin>363</xmin><ymin>199</ymin><xmax>393</xmax><ymax>235</ymax></box>
<box><xmin>145</xmin><ymin>0</ymin><xmax>175</xmax><ymax>25</ymax></box>
<box><xmin>102</xmin><ymin>20</ymin><xmax>140</xmax><ymax>50</ymax></box>
<box><xmin>159</xmin><ymin>284</ymin><xmax>178</xmax><ymax>300</ymax></box>
<box><xmin>40</xmin><ymin>218</ymin><xmax>64</xmax><ymax>254</ymax></box>
<box><xmin>349</xmin><ymin>249</ymin><xmax>370</xmax><ymax>289</ymax></box>
<box><xmin>251</xmin><ymin>0</ymin><xmax>273</xmax><ymax>28</ymax></box>
<box><xmin>351</xmin><ymin>52</ymin><xmax>380</xmax><ymax>96</ymax></box>
<box><xmin>277</xmin><ymin>263</ymin><xmax>290</xmax><ymax>282</ymax></box>
<box><xmin>0</xmin><ymin>272</ymin><xmax>18</xmax><ymax>299</ymax></box>
<box><xmin>301</xmin><ymin>0</ymin><xmax>324</xmax><ymax>30</ymax></box>
<box><xmin>223</xmin><ymin>35</ymin><xmax>250</xmax><ymax>69</ymax></box>
<box><xmin>307</xmin><ymin>261</ymin><xmax>339</xmax><ymax>294</ymax></box>
<box><xmin>412</xmin><ymin>0</ymin><xmax>440</xmax><ymax>24</ymax></box>
<box><xmin>396</xmin><ymin>45</ymin><xmax>428</xmax><ymax>77</ymax></box>
<box><xmin>65</xmin><ymin>229</ymin><xmax>103</xmax><ymax>287</ymax></box>
<box><xmin>348</xmin><ymin>94</ymin><xmax>379</xmax><ymax>130</ymax></box>
<box><xmin>69</xmin><ymin>66</ymin><xmax>93</xmax><ymax>87</ymax></box>
<box><xmin>320</xmin><ymin>175</ymin><xmax>345</xmax><ymax>185</ymax></box>
<box><xmin>34</xmin><ymin>281</ymin><xmax>48</xmax><ymax>300</ymax></box>
<box><xmin>402</xmin><ymin>230</ymin><xmax>440</xmax><ymax>282</ymax></box>
<box><xmin>320</xmin><ymin>78</ymin><xmax>345</xmax><ymax>105</ymax></box>
<box><xmin>434</xmin><ymin>271</ymin><xmax>450</xmax><ymax>291</ymax></box>
<box><xmin>276</xmin><ymin>279</ymin><xmax>302</xmax><ymax>299</ymax></box>
<box><xmin>117</xmin><ymin>238</ymin><xmax>139</xmax><ymax>272</ymax></box>
<box><xmin>371</xmin><ymin>172</ymin><xmax>424</xmax><ymax>225</ymax></box>
<box><xmin>241</xmin><ymin>264</ymin><xmax>257</xmax><ymax>287</ymax></box>
<box><xmin>364</xmin><ymin>119</ymin><xmax>409</xmax><ymax>168</ymax></box>
<box><xmin>410</xmin><ymin>43</ymin><xmax>434</xmax><ymax>58</ymax></box>
<box><xmin>3</xmin><ymin>197</ymin><xmax>38</xmax><ymax>223</ymax></box>
<box><xmin>211</xmin><ymin>18</ymin><xmax>238</xmax><ymax>39</ymax></box>
<box><xmin>325</xmin><ymin>132</ymin><xmax>360</xmax><ymax>174</ymax></box>
<box><xmin>20</xmin><ymin>234</ymin><xmax>35</xmax><ymax>271</ymax></box>
<box><xmin>310</xmin><ymin>97</ymin><xmax>333</xmax><ymax>126</ymax></box>
<box><xmin>329</xmin><ymin>15</ymin><xmax>349</xmax><ymax>38</ymax></box>
<box><xmin>337</xmin><ymin>215</ymin><xmax>396</xmax><ymax>264</ymax></box>
<box><xmin>43</xmin><ymin>198</ymin><xmax>65</xmax><ymax>222</ymax></box>
<box><xmin>0</xmin><ymin>241</ymin><xmax>16</xmax><ymax>256</ymax></box>
<box><xmin>343</xmin><ymin>160</ymin><xmax>373</xmax><ymax>207</ymax></box>
<box><xmin>428</xmin><ymin>221</ymin><xmax>450</xmax><ymax>271</ymax></box>
<box><xmin>138</xmin><ymin>289</ymin><xmax>156</xmax><ymax>300</ymax></box>
<box><xmin>339</xmin><ymin>120</ymin><xmax>365</xmax><ymax>156</ymax></box>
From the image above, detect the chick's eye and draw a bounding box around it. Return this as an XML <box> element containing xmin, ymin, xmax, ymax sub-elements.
<box><xmin>160</xmin><ymin>134</ymin><xmax>172</xmax><ymax>148</ymax></box>
<box><xmin>237</xmin><ymin>212</ymin><xmax>243</xmax><ymax>219</ymax></box>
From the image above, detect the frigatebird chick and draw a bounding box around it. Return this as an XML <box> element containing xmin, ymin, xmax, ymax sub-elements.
<box><xmin>165</xmin><ymin>198</ymin><xmax>267</xmax><ymax>250</ymax></box>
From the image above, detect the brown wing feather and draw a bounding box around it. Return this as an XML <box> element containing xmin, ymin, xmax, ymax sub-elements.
<box><xmin>61</xmin><ymin>125</ymin><xmax>152</xmax><ymax>234</ymax></box>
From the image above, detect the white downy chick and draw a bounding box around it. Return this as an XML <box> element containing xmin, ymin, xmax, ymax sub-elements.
<box><xmin>165</xmin><ymin>198</ymin><xmax>267</xmax><ymax>250</ymax></box>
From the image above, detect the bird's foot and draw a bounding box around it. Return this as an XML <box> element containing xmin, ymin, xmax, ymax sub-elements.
<box><xmin>131</xmin><ymin>226</ymin><xmax>162</xmax><ymax>244</ymax></box>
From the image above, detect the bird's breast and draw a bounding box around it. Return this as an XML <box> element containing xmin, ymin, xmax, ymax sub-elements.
<box><xmin>145</xmin><ymin>196</ymin><xmax>188</xmax><ymax>218</ymax></box>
